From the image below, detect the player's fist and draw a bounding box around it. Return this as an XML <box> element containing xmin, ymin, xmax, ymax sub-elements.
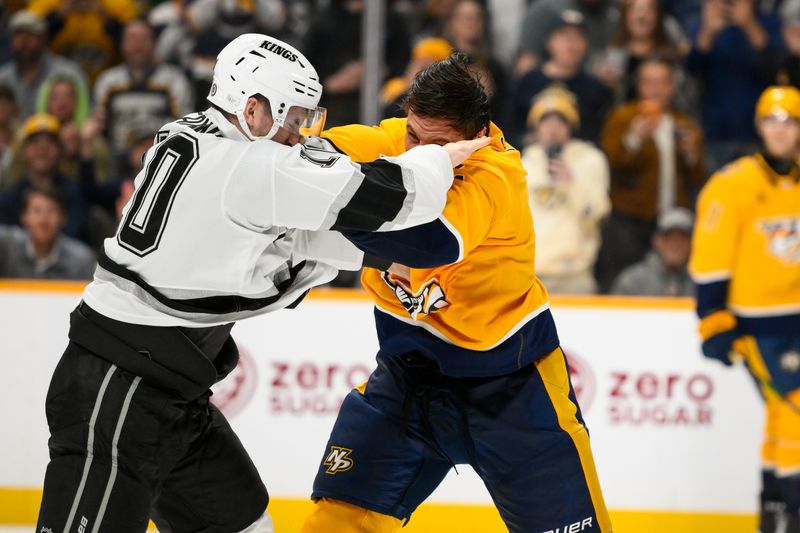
<box><xmin>702</xmin><ymin>330</ymin><xmax>737</xmax><ymax>366</ymax></box>
<box><xmin>443</xmin><ymin>136</ymin><xmax>491</xmax><ymax>167</ymax></box>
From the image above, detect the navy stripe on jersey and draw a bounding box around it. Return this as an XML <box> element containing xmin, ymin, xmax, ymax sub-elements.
<box><xmin>343</xmin><ymin>218</ymin><xmax>460</xmax><ymax>268</ymax></box>
<box><xmin>332</xmin><ymin>159</ymin><xmax>407</xmax><ymax>232</ymax></box>
<box><xmin>97</xmin><ymin>252</ymin><xmax>308</xmax><ymax>315</ymax></box>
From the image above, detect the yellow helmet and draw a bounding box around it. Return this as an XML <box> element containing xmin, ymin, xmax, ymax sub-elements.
<box><xmin>755</xmin><ymin>86</ymin><xmax>800</xmax><ymax>122</ymax></box>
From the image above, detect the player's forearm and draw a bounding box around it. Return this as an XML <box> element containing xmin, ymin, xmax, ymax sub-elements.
<box><xmin>224</xmin><ymin>139</ymin><xmax>451</xmax><ymax>235</ymax></box>
<box><xmin>693</xmin><ymin>277</ymin><xmax>731</xmax><ymax>319</ymax></box>
<box><xmin>342</xmin><ymin>218</ymin><xmax>460</xmax><ymax>269</ymax></box>
<box><xmin>352</xmin><ymin>144</ymin><xmax>453</xmax><ymax>232</ymax></box>
<box><xmin>289</xmin><ymin>229</ymin><xmax>365</xmax><ymax>271</ymax></box>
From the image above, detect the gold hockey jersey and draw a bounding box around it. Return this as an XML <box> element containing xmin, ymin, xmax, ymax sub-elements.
<box><xmin>689</xmin><ymin>153</ymin><xmax>800</xmax><ymax>334</ymax></box>
<box><xmin>322</xmin><ymin>118</ymin><xmax>559</xmax><ymax>376</ymax></box>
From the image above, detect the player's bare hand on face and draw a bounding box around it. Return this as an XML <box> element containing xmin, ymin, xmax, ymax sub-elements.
<box><xmin>443</xmin><ymin>136</ymin><xmax>491</xmax><ymax>167</ymax></box>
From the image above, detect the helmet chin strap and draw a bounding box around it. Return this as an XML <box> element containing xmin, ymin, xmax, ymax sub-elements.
<box><xmin>264</xmin><ymin>121</ymin><xmax>282</xmax><ymax>140</ymax></box>
<box><xmin>235</xmin><ymin>108</ymin><xmax>282</xmax><ymax>141</ymax></box>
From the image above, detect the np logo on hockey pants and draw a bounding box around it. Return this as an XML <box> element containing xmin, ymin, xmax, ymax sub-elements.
<box><xmin>324</xmin><ymin>446</ymin><xmax>354</xmax><ymax>474</ymax></box>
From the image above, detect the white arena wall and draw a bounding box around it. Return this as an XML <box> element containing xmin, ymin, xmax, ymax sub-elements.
<box><xmin>0</xmin><ymin>281</ymin><xmax>763</xmax><ymax>532</ymax></box>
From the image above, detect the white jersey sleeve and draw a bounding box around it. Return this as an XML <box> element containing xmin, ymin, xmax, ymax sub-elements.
<box><xmin>222</xmin><ymin>137</ymin><xmax>452</xmax><ymax>233</ymax></box>
<box><xmin>288</xmin><ymin>229</ymin><xmax>364</xmax><ymax>271</ymax></box>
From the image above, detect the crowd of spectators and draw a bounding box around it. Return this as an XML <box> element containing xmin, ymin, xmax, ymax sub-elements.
<box><xmin>0</xmin><ymin>0</ymin><xmax>794</xmax><ymax>297</ymax></box>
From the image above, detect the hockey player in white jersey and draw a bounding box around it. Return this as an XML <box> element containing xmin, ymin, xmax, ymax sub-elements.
<box><xmin>36</xmin><ymin>34</ymin><xmax>488</xmax><ymax>533</ymax></box>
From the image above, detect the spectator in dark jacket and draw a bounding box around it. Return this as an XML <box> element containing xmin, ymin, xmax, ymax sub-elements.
<box><xmin>508</xmin><ymin>10</ymin><xmax>614</xmax><ymax>147</ymax></box>
<box><xmin>661</xmin><ymin>0</ymin><xmax>701</xmax><ymax>32</ymax></box>
<box><xmin>516</xmin><ymin>0</ymin><xmax>619</xmax><ymax>76</ymax></box>
<box><xmin>0</xmin><ymin>113</ymin><xmax>87</xmax><ymax>241</ymax></box>
<box><xmin>778</xmin><ymin>0</ymin><xmax>800</xmax><ymax>87</ymax></box>
<box><xmin>686</xmin><ymin>0</ymin><xmax>784</xmax><ymax>172</ymax></box>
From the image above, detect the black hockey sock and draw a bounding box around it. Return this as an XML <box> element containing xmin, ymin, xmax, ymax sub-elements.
<box><xmin>761</xmin><ymin>470</ymin><xmax>784</xmax><ymax>533</ymax></box>
<box><xmin>787</xmin><ymin>512</ymin><xmax>800</xmax><ymax>533</ymax></box>
<box><xmin>782</xmin><ymin>474</ymin><xmax>800</xmax><ymax>515</ymax></box>
<box><xmin>782</xmin><ymin>474</ymin><xmax>800</xmax><ymax>533</ymax></box>
<box><xmin>760</xmin><ymin>501</ymin><xmax>785</xmax><ymax>533</ymax></box>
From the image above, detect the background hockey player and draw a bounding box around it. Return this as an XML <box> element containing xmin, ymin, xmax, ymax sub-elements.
<box><xmin>35</xmin><ymin>34</ymin><xmax>488</xmax><ymax>533</ymax></box>
<box><xmin>301</xmin><ymin>54</ymin><xmax>611</xmax><ymax>533</ymax></box>
<box><xmin>690</xmin><ymin>86</ymin><xmax>800</xmax><ymax>533</ymax></box>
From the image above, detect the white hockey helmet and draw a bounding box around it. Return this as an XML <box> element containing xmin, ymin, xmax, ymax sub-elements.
<box><xmin>207</xmin><ymin>33</ymin><xmax>326</xmax><ymax>141</ymax></box>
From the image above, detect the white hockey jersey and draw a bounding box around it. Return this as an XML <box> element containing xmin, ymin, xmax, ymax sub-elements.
<box><xmin>83</xmin><ymin>108</ymin><xmax>453</xmax><ymax>326</ymax></box>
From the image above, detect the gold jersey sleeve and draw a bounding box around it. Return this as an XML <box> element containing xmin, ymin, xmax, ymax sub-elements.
<box><xmin>321</xmin><ymin>118</ymin><xmax>406</xmax><ymax>161</ymax></box>
<box><xmin>689</xmin><ymin>162</ymin><xmax>748</xmax><ymax>285</ymax></box>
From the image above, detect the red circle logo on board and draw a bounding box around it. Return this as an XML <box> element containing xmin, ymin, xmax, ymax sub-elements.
<box><xmin>563</xmin><ymin>349</ymin><xmax>596</xmax><ymax>413</ymax></box>
<box><xmin>211</xmin><ymin>344</ymin><xmax>258</xmax><ymax>419</ymax></box>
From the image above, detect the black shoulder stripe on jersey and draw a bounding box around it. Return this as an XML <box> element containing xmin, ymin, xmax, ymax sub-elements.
<box><xmin>97</xmin><ymin>252</ymin><xmax>307</xmax><ymax>315</ymax></box>
<box><xmin>175</xmin><ymin>113</ymin><xmax>224</xmax><ymax>137</ymax></box>
<box><xmin>332</xmin><ymin>159</ymin><xmax>407</xmax><ymax>232</ymax></box>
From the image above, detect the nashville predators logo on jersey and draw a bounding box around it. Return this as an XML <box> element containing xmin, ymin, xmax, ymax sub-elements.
<box><xmin>761</xmin><ymin>218</ymin><xmax>800</xmax><ymax>264</ymax></box>
<box><xmin>323</xmin><ymin>446</ymin><xmax>354</xmax><ymax>474</ymax></box>
<box><xmin>381</xmin><ymin>272</ymin><xmax>449</xmax><ymax>320</ymax></box>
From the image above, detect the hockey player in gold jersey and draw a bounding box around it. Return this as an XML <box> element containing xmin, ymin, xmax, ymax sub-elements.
<box><xmin>690</xmin><ymin>86</ymin><xmax>800</xmax><ymax>532</ymax></box>
<box><xmin>301</xmin><ymin>54</ymin><xmax>611</xmax><ymax>533</ymax></box>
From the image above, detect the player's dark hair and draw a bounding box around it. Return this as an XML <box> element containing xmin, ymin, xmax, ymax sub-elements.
<box><xmin>403</xmin><ymin>53</ymin><xmax>491</xmax><ymax>139</ymax></box>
